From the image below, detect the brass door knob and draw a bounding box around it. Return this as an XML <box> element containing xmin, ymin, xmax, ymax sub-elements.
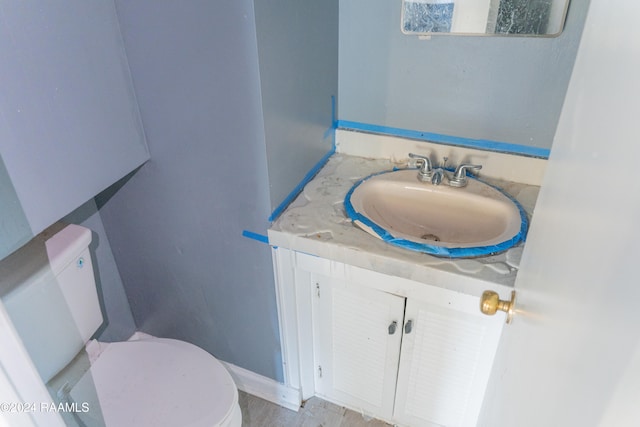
<box><xmin>480</xmin><ymin>290</ymin><xmax>516</xmax><ymax>324</ymax></box>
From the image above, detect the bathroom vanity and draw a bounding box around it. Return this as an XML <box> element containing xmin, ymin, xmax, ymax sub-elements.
<box><xmin>268</xmin><ymin>133</ymin><xmax>543</xmax><ymax>426</ymax></box>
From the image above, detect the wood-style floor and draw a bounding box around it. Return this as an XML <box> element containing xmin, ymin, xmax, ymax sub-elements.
<box><xmin>238</xmin><ymin>391</ymin><xmax>392</xmax><ymax>427</ymax></box>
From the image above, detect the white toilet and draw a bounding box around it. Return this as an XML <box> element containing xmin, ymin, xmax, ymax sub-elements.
<box><xmin>0</xmin><ymin>224</ymin><xmax>242</xmax><ymax>427</ymax></box>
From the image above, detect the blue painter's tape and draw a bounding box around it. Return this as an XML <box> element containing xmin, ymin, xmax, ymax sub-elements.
<box><xmin>268</xmin><ymin>146</ymin><xmax>336</xmax><ymax>222</ymax></box>
<box><xmin>323</xmin><ymin>96</ymin><xmax>339</xmax><ymax>140</ymax></box>
<box><xmin>331</xmin><ymin>95</ymin><xmax>338</xmax><ymax>129</ymax></box>
<box><xmin>343</xmin><ymin>169</ymin><xmax>529</xmax><ymax>258</ymax></box>
<box><xmin>323</xmin><ymin>126</ymin><xmax>333</xmax><ymax>140</ymax></box>
<box><xmin>242</xmin><ymin>230</ymin><xmax>269</xmax><ymax>244</ymax></box>
<box><xmin>337</xmin><ymin>120</ymin><xmax>550</xmax><ymax>159</ymax></box>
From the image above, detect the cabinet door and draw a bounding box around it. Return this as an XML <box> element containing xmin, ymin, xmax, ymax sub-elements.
<box><xmin>312</xmin><ymin>274</ymin><xmax>405</xmax><ymax>420</ymax></box>
<box><xmin>394</xmin><ymin>292</ymin><xmax>504</xmax><ymax>427</ymax></box>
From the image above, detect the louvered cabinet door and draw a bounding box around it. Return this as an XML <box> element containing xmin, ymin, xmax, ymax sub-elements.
<box><xmin>393</xmin><ymin>293</ymin><xmax>504</xmax><ymax>427</ymax></box>
<box><xmin>311</xmin><ymin>274</ymin><xmax>405</xmax><ymax>421</ymax></box>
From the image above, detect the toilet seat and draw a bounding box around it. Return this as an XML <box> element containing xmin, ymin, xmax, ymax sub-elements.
<box><xmin>70</xmin><ymin>337</ymin><xmax>241</xmax><ymax>427</ymax></box>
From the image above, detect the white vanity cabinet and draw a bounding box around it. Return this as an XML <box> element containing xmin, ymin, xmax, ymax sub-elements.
<box><xmin>312</xmin><ymin>273</ymin><xmax>405</xmax><ymax>420</ymax></box>
<box><xmin>273</xmin><ymin>248</ymin><xmax>506</xmax><ymax>427</ymax></box>
<box><xmin>392</xmin><ymin>294</ymin><xmax>503</xmax><ymax>427</ymax></box>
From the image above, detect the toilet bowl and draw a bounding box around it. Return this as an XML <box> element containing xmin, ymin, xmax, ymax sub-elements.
<box><xmin>0</xmin><ymin>224</ymin><xmax>242</xmax><ymax>427</ymax></box>
<box><xmin>73</xmin><ymin>335</ymin><xmax>242</xmax><ymax>427</ymax></box>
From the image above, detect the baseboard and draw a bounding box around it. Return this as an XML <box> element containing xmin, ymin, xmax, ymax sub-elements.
<box><xmin>221</xmin><ymin>361</ymin><xmax>302</xmax><ymax>412</ymax></box>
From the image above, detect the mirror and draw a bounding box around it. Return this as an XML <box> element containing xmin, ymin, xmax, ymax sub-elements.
<box><xmin>401</xmin><ymin>0</ymin><xmax>570</xmax><ymax>36</ymax></box>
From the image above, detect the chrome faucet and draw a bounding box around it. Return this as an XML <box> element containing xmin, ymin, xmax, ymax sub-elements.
<box><xmin>430</xmin><ymin>156</ymin><xmax>449</xmax><ymax>186</ymax></box>
<box><xmin>408</xmin><ymin>153</ymin><xmax>482</xmax><ymax>187</ymax></box>
<box><xmin>408</xmin><ymin>153</ymin><xmax>433</xmax><ymax>182</ymax></box>
<box><xmin>449</xmin><ymin>163</ymin><xmax>482</xmax><ymax>187</ymax></box>
<box><xmin>431</xmin><ymin>168</ymin><xmax>445</xmax><ymax>185</ymax></box>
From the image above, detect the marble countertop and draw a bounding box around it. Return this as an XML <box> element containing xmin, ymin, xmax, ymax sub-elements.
<box><xmin>268</xmin><ymin>154</ymin><xmax>540</xmax><ymax>296</ymax></box>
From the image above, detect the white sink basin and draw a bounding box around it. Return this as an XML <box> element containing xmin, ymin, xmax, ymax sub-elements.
<box><xmin>344</xmin><ymin>169</ymin><xmax>527</xmax><ymax>258</ymax></box>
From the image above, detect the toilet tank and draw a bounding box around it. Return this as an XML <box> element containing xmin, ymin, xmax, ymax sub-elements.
<box><xmin>0</xmin><ymin>224</ymin><xmax>103</xmax><ymax>383</ymax></box>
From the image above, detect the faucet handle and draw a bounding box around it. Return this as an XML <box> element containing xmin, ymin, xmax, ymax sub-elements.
<box><xmin>408</xmin><ymin>153</ymin><xmax>433</xmax><ymax>180</ymax></box>
<box><xmin>450</xmin><ymin>163</ymin><xmax>482</xmax><ymax>187</ymax></box>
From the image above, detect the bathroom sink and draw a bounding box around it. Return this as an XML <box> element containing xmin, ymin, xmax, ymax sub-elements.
<box><xmin>344</xmin><ymin>169</ymin><xmax>528</xmax><ymax>258</ymax></box>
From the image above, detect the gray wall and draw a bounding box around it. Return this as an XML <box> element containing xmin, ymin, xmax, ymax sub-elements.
<box><xmin>0</xmin><ymin>155</ymin><xmax>32</xmax><ymax>260</ymax></box>
<box><xmin>100</xmin><ymin>0</ymin><xmax>283</xmax><ymax>380</ymax></box>
<box><xmin>0</xmin><ymin>1</ymin><xmax>149</xmax><ymax>236</ymax></box>
<box><xmin>339</xmin><ymin>0</ymin><xmax>590</xmax><ymax>150</ymax></box>
<box><xmin>254</xmin><ymin>0</ymin><xmax>339</xmax><ymax>210</ymax></box>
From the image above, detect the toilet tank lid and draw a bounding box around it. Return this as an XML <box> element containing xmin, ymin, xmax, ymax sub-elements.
<box><xmin>45</xmin><ymin>224</ymin><xmax>92</xmax><ymax>275</ymax></box>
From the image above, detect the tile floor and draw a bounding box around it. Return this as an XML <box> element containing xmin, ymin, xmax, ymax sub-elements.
<box><xmin>238</xmin><ymin>391</ymin><xmax>392</xmax><ymax>427</ymax></box>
